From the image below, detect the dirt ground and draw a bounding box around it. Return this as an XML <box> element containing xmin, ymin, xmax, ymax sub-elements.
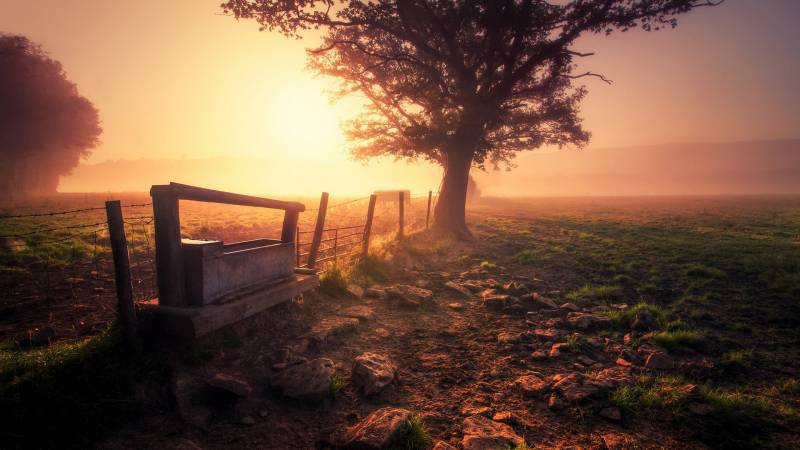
<box><xmin>96</xmin><ymin>196</ymin><xmax>800</xmax><ymax>449</ymax></box>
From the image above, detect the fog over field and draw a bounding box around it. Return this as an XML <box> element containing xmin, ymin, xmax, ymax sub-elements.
<box><xmin>61</xmin><ymin>139</ymin><xmax>800</xmax><ymax>197</ymax></box>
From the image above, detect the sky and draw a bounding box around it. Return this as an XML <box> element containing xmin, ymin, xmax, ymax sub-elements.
<box><xmin>1</xmin><ymin>0</ymin><xmax>798</xmax><ymax>195</ymax></box>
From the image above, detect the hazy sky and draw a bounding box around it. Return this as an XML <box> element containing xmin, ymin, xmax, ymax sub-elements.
<box><xmin>1</xmin><ymin>0</ymin><xmax>799</xmax><ymax>194</ymax></box>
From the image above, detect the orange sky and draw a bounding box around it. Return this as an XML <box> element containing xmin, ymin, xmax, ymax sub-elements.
<box><xmin>1</xmin><ymin>0</ymin><xmax>798</xmax><ymax>195</ymax></box>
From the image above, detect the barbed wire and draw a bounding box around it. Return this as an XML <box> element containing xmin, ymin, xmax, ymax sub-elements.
<box><xmin>0</xmin><ymin>222</ymin><xmax>109</xmax><ymax>240</ymax></box>
<box><xmin>0</xmin><ymin>202</ymin><xmax>152</xmax><ymax>220</ymax></box>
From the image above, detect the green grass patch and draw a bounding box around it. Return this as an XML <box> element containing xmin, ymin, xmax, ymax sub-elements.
<box><xmin>387</xmin><ymin>414</ymin><xmax>431</xmax><ymax>450</ymax></box>
<box><xmin>652</xmin><ymin>329</ymin><xmax>704</xmax><ymax>350</ymax></box>
<box><xmin>514</xmin><ymin>249</ymin><xmax>538</xmax><ymax>264</ymax></box>
<box><xmin>329</xmin><ymin>373</ymin><xmax>346</xmax><ymax>399</ymax></box>
<box><xmin>320</xmin><ymin>266</ymin><xmax>349</xmax><ymax>296</ymax></box>
<box><xmin>566</xmin><ymin>284</ymin><xmax>623</xmax><ymax>303</ymax></box>
<box><xmin>610</xmin><ymin>375</ymin><xmax>694</xmax><ymax>413</ymax></box>
<box><xmin>348</xmin><ymin>254</ymin><xmax>394</xmax><ymax>286</ymax></box>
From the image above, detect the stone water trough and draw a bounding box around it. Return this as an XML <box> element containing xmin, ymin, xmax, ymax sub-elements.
<box><xmin>144</xmin><ymin>182</ymin><xmax>318</xmax><ymax>338</ymax></box>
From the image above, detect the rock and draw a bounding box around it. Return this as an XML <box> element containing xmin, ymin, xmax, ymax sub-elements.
<box><xmin>447</xmin><ymin>302</ymin><xmax>465</xmax><ymax>311</ymax></box>
<box><xmin>483</xmin><ymin>294</ymin><xmax>510</xmax><ymax>311</ymax></box>
<box><xmin>206</xmin><ymin>373</ymin><xmax>252</xmax><ymax>397</ymax></box>
<box><xmin>531</xmin><ymin>350</ymin><xmax>547</xmax><ymax>360</ymax></box>
<box><xmin>577</xmin><ymin>355</ymin><xmax>596</xmax><ymax>366</ymax></box>
<box><xmin>631</xmin><ymin>309</ymin><xmax>657</xmax><ymax>331</ymax></box>
<box><xmin>515</xmin><ymin>374</ymin><xmax>549</xmax><ymax>396</ymax></box>
<box><xmin>346</xmin><ymin>284</ymin><xmax>365</xmax><ymax>299</ymax></box>
<box><xmin>352</xmin><ymin>352</ymin><xmax>397</xmax><ymax>396</ymax></box>
<box><xmin>307</xmin><ymin>317</ymin><xmax>360</xmax><ymax>346</ymax></box>
<box><xmin>560</xmin><ymin>302</ymin><xmax>581</xmax><ymax>312</ymax></box>
<box><xmin>240</xmin><ymin>415</ymin><xmax>256</xmax><ymax>426</ymax></box>
<box><xmin>432</xmin><ymin>441</ymin><xmax>458</xmax><ymax>450</ymax></box>
<box><xmin>522</xmin><ymin>294</ymin><xmax>559</xmax><ymax>309</ymax></box>
<box><xmin>496</xmin><ymin>331</ymin><xmax>523</xmax><ymax>345</ymax></box>
<box><xmin>461</xmin><ymin>415</ymin><xmax>524</xmax><ymax>450</ymax></box>
<box><xmin>479</xmin><ymin>288</ymin><xmax>497</xmax><ymax>298</ymax></box>
<box><xmin>337</xmin><ymin>407</ymin><xmax>412</xmax><ymax>449</ymax></box>
<box><xmin>171</xmin><ymin>374</ymin><xmax>212</xmax><ymax>428</ymax></box>
<box><xmin>338</xmin><ymin>305</ymin><xmax>376</xmax><ymax>322</ymax></box>
<box><xmin>270</xmin><ymin>358</ymin><xmax>335</xmax><ymax>401</ymax></box>
<box><xmin>589</xmin><ymin>367</ymin><xmax>634</xmax><ymax>391</ymax></box>
<box><xmin>460</xmin><ymin>281</ymin><xmax>485</xmax><ymax>292</ymax></box>
<box><xmin>615</xmin><ymin>357</ymin><xmax>633</xmax><ymax>367</ymax></box>
<box><xmin>601</xmin><ymin>433</ymin><xmax>633</xmax><ymax>450</ymax></box>
<box><xmin>16</xmin><ymin>327</ymin><xmax>56</xmax><ymax>348</ymax></box>
<box><xmin>623</xmin><ymin>333</ymin><xmax>634</xmax><ymax>345</ymax></box>
<box><xmin>444</xmin><ymin>280</ymin><xmax>473</xmax><ymax>298</ymax></box>
<box><xmin>599</xmin><ymin>406</ymin><xmax>622</xmax><ymax>421</ymax></box>
<box><xmin>460</xmin><ymin>405</ymin><xmax>493</xmax><ymax>417</ymax></box>
<box><xmin>549</xmin><ymin>342</ymin><xmax>570</xmax><ymax>357</ymax></box>
<box><xmin>552</xmin><ymin>373</ymin><xmax>598</xmax><ymax>403</ymax></box>
<box><xmin>566</xmin><ymin>312</ymin><xmax>612</xmax><ymax>330</ymax></box>
<box><xmin>644</xmin><ymin>352</ymin><xmax>674</xmax><ymax>370</ymax></box>
<box><xmin>532</xmin><ymin>327</ymin><xmax>561</xmax><ymax>341</ymax></box>
<box><xmin>688</xmin><ymin>402</ymin><xmax>714</xmax><ymax>416</ymax></box>
<box><xmin>492</xmin><ymin>411</ymin><xmax>514</xmax><ymax>424</ymax></box>
<box><xmin>270</xmin><ymin>348</ymin><xmax>308</xmax><ymax>370</ymax></box>
<box><xmin>386</xmin><ymin>284</ymin><xmax>434</xmax><ymax>307</ymax></box>
<box><xmin>365</xmin><ymin>287</ymin><xmax>388</xmax><ymax>300</ymax></box>
<box><xmin>547</xmin><ymin>394</ymin><xmax>564</xmax><ymax>411</ymax></box>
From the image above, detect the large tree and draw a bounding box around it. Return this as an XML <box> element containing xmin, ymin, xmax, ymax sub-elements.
<box><xmin>0</xmin><ymin>34</ymin><xmax>101</xmax><ymax>199</ymax></box>
<box><xmin>223</xmin><ymin>0</ymin><xmax>721</xmax><ymax>238</ymax></box>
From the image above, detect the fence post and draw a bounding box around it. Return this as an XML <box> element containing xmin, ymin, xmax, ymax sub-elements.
<box><xmin>150</xmin><ymin>185</ymin><xmax>186</xmax><ymax>307</ymax></box>
<box><xmin>307</xmin><ymin>192</ymin><xmax>328</xmax><ymax>269</ymax></box>
<box><xmin>426</xmin><ymin>190</ymin><xmax>432</xmax><ymax>229</ymax></box>
<box><xmin>105</xmin><ymin>200</ymin><xmax>140</xmax><ymax>353</ymax></box>
<box><xmin>362</xmin><ymin>194</ymin><xmax>377</xmax><ymax>258</ymax></box>
<box><xmin>295</xmin><ymin>226</ymin><xmax>300</xmax><ymax>267</ymax></box>
<box><xmin>398</xmin><ymin>191</ymin><xmax>405</xmax><ymax>238</ymax></box>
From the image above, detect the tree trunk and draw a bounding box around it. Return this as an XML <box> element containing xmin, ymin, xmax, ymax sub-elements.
<box><xmin>432</xmin><ymin>148</ymin><xmax>474</xmax><ymax>239</ymax></box>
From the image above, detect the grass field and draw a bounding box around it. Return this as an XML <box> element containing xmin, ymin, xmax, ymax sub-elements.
<box><xmin>1</xmin><ymin>194</ymin><xmax>799</xmax><ymax>448</ymax></box>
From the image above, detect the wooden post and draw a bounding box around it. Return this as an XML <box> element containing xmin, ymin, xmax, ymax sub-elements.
<box><xmin>307</xmin><ymin>192</ymin><xmax>328</xmax><ymax>268</ymax></box>
<box><xmin>281</xmin><ymin>209</ymin><xmax>299</xmax><ymax>243</ymax></box>
<box><xmin>426</xmin><ymin>190</ymin><xmax>432</xmax><ymax>229</ymax></box>
<box><xmin>105</xmin><ymin>200</ymin><xmax>140</xmax><ymax>353</ymax></box>
<box><xmin>150</xmin><ymin>185</ymin><xmax>186</xmax><ymax>307</ymax></box>
<box><xmin>398</xmin><ymin>191</ymin><xmax>405</xmax><ymax>238</ymax></box>
<box><xmin>295</xmin><ymin>226</ymin><xmax>300</xmax><ymax>267</ymax></box>
<box><xmin>362</xmin><ymin>194</ymin><xmax>377</xmax><ymax>258</ymax></box>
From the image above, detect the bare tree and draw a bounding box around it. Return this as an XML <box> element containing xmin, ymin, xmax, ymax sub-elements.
<box><xmin>223</xmin><ymin>0</ymin><xmax>722</xmax><ymax>238</ymax></box>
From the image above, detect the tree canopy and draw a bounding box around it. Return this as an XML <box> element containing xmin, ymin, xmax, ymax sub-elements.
<box><xmin>223</xmin><ymin>0</ymin><xmax>722</xmax><ymax>237</ymax></box>
<box><xmin>0</xmin><ymin>34</ymin><xmax>101</xmax><ymax>198</ymax></box>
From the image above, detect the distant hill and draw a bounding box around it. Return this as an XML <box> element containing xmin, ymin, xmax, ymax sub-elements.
<box><xmin>479</xmin><ymin>139</ymin><xmax>800</xmax><ymax>196</ymax></box>
<box><xmin>60</xmin><ymin>139</ymin><xmax>800</xmax><ymax>196</ymax></box>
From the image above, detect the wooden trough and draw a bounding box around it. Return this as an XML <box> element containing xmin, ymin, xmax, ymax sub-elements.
<box><xmin>144</xmin><ymin>182</ymin><xmax>318</xmax><ymax>338</ymax></box>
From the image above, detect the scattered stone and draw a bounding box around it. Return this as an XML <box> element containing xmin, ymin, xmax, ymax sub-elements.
<box><xmin>566</xmin><ymin>312</ymin><xmax>612</xmax><ymax>330</ymax></box>
<box><xmin>492</xmin><ymin>411</ymin><xmax>514</xmax><ymax>424</ymax></box>
<box><xmin>432</xmin><ymin>441</ymin><xmax>458</xmax><ymax>450</ymax></box>
<box><xmin>346</xmin><ymin>283</ymin><xmax>365</xmax><ymax>299</ymax></box>
<box><xmin>460</xmin><ymin>405</ymin><xmax>493</xmax><ymax>417</ymax></box>
<box><xmin>352</xmin><ymin>352</ymin><xmax>397</xmax><ymax>396</ymax></box>
<box><xmin>447</xmin><ymin>302</ymin><xmax>465</xmax><ymax>311</ymax></box>
<box><xmin>531</xmin><ymin>350</ymin><xmax>547</xmax><ymax>360</ymax></box>
<box><xmin>171</xmin><ymin>373</ymin><xmax>212</xmax><ymax>428</ymax></box>
<box><xmin>540</xmin><ymin>308</ymin><xmax>568</xmax><ymax>318</ymax></box>
<box><xmin>515</xmin><ymin>374</ymin><xmax>549</xmax><ymax>396</ymax></box>
<box><xmin>479</xmin><ymin>288</ymin><xmax>497</xmax><ymax>298</ymax></box>
<box><xmin>523</xmin><ymin>294</ymin><xmax>559</xmax><ymax>309</ymax></box>
<box><xmin>645</xmin><ymin>352</ymin><xmax>674</xmax><ymax>370</ymax></box>
<box><xmin>560</xmin><ymin>302</ymin><xmax>581</xmax><ymax>312</ymax></box>
<box><xmin>307</xmin><ymin>317</ymin><xmax>360</xmax><ymax>345</ymax></box>
<box><xmin>444</xmin><ymin>280</ymin><xmax>473</xmax><ymax>298</ymax></box>
<box><xmin>496</xmin><ymin>331</ymin><xmax>523</xmax><ymax>345</ymax></box>
<box><xmin>623</xmin><ymin>333</ymin><xmax>634</xmax><ymax>345</ymax></box>
<box><xmin>270</xmin><ymin>358</ymin><xmax>335</xmax><ymax>401</ymax></box>
<box><xmin>338</xmin><ymin>305</ymin><xmax>376</xmax><ymax>322</ymax></box>
<box><xmin>688</xmin><ymin>402</ymin><xmax>715</xmax><ymax>416</ymax></box>
<box><xmin>616</xmin><ymin>357</ymin><xmax>632</xmax><ymax>367</ymax></box>
<box><xmin>552</xmin><ymin>373</ymin><xmax>599</xmax><ymax>403</ymax></box>
<box><xmin>386</xmin><ymin>284</ymin><xmax>434</xmax><ymax>307</ymax></box>
<box><xmin>16</xmin><ymin>327</ymin><xmax>55</xmax><ymax>349</ymax></box>
<box><xmin>577</xmin><ymin>355</ymin><xmax>596</xmax><ymax>366</ymax></box>
<box><xmin>365</xmin><ymin>287</ymin><xmax>388</xmax><ymax>300</ymax></box>
<box><xmin>270</xmin><ymin>347</ymin><xmax>308</xmax><ymax>370</ymax></box>
<box><xmin>483</xmin><ymin>294</ymin><xmax>510</xmax><ymax>311</ymax></box>
<box><xmin>206</xmin><ymin>373</ymin><xmax>252</xmax><ymax>397</ymax></box>
<box><xmin>599</xmin><ymin>406</ymin><xmax>622</xmax><ymax>421</ymax></box>
<box><xmin>461</xmin><ymin>415</ymin><xmax>524</xmax><ymax>450</ymax></box>
<box><xmin>336</xmin><ymin>407</ymin><xmax>412</xmax><ymax>449</ymax></box>
<box><xmin>65</xmin><ymin>277</ymin><xmax>85</xmax><ymax>284</ymax></box>
<box><xmin>460</xmin><ymin>281</ymin><xmax>485</xmax><ymax>292</ymax></box>
<box><xmin>549</xmin><ymin>342</ymin><xmax>570</xmax><ymax>357</ymax></box>
<box><xmin>601</xmin><ymin>433</ymin><xmax>634</xmax><ymax>450</ymax></box>
<box><xmin>240</xmin><ymin>415</ymin><xmax>256</xmax><ymax>426</ymax></box>
<box><xmin>532</xmin><ymin>327</ymin><xmax>561</xmax><ymax>341</ymax></box>
<box><xmin>589</xmin><ymin>367</ymin><xmax>634</xmax><ymax>391</ymax></box>
<box><xmin>547</xmin><ymin>394</ymin><xmax>564</xmax><ymax>411</ymax></box>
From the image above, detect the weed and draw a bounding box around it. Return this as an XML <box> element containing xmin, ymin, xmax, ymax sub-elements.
<box><xmin>387</xmin><ymin>414</ymin><xmax>431</xmax><ymax>450</ymax></box>
<box><xmin>566</xmin><ymin>284</ymin><xmax>623</xmax><ymax>303</ymax></box>
<box><xmin>652</xmin><ymin>329</ymin><xmax>704</xmax><ymax>350</ymax></box>
<box><xmin>329</xmin><ymin>374</ymin><xmax>346</xmax><ymax>399</ymax></box>
<box><xmin>349</xmin><ymin>254</ymin><xmax>393</xmax><ymax>286</ymax></box>
<box><xmin>610</xmin><ymin>375</ymin><xmax>693</xmax><ymax>413</ymax></box>
<box><xmin>320</xmin><ymin>266</ymin><xmax>349</xmax><ymax>296</ymax></box>
<box><xmin>514</xmin><ymin>249</ymin><xmax>537</xmax><ymax>264</ymax></box>
<box><xmin>723</xmin><ymin>349</ymin><xmax>753</xmax><ymax>366</ymax></box>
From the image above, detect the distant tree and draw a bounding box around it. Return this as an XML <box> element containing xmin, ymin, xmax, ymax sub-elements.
<box><xmin>0</xmin><ymin>34</ymin><xmax>101</xmax><ymax>199</ymax></box>
<box><xmin>223</xmin><ymin>0</ymin><xmax>722</xmax><ymax>238</ymax></box>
